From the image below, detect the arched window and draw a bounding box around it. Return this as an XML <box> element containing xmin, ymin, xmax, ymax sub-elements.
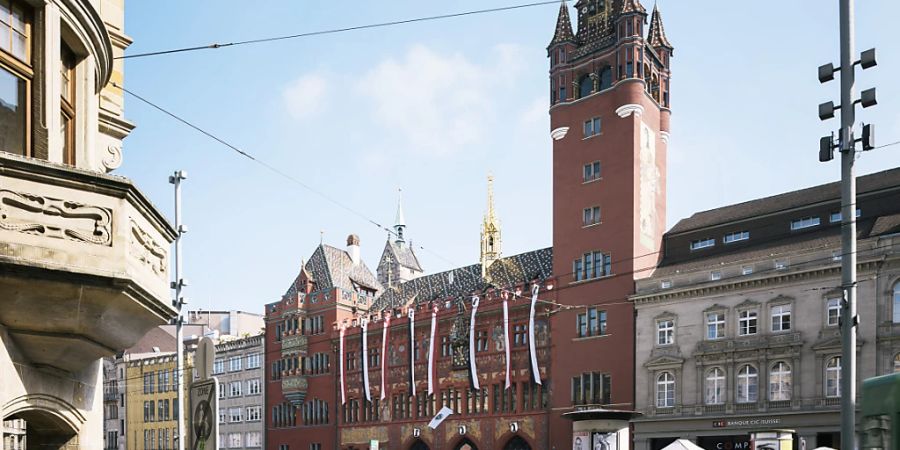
<box><xmin>893</xmin><ymin>354</ymin><xmax>900</xmax><ymax>373</ymax></box>
<box><xmin>893</xmin><ymin>281</ymin><xmax>900</xmax><ymax>323</ymax></box>
<box><xmin>769</xmin><ymin>362</ymin><xmax>792</xmax><ymax>401</ymax></box>
<box><xmin>578</xmin><ymin>73</ymin><xmax>593</xmax><ymax>99</ymax></box>
<box><xmin>656</xmin><ymin>372</ymin><xmax>675</xmax><ymax>407</ymax></box>
<box><xmin>825</xmin><ymin>356</ymin><xmax>841</xmax><ymax>398</ymax></box>
<box><xmin>705</xmin><ymin>367</ymin><xmax>725</xmax><ymax>405</ymax></box>
<box><xmin>599</xmin><ymin>66</ymin><xmax>613</xmax><ymax>91</ymax></box>
<box><xmin>736</xmin><ymin>365</ymin><xmax>758</xmax><ymax>403</ymax></box>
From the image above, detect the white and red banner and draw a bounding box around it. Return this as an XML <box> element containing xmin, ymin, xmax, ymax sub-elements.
<box><xmin>428</xmin><ymin>304</ymin><xmax>437</xmax><ymax>395</ymax></box>
<box><xmin>408</xmin><ymin>307</ymin><xmax>416</xmax><ymax>397</ymax></box>
<box><xmin>502</xmin><ymin>294</ymin><xmax>511</xmax><ymax>389</ymax></box>
<box><xmin>381</xmin><ymin>312</ymin><xmax>390</xmax><ymax>401</ymax></box>
<box><xmin>528</xmin><ymin>284</ymin><xmax>542</xmax><ymax>385</ymax></box>
<box><xmin>339</xmin><ymin>325</ymin><xmax>346</xmax><ymax>404</ymax></box>
<box><xmin>468</xmin><ymin>296</ymin><xmax>480</xmax><ymax>390</ymax></box>
<box><xmin>361</xmin><ymin>318</ymin><xmax>371</xmax><ymax>402</ymax></box>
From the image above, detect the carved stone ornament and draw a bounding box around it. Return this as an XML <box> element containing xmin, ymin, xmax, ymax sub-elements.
<box><xmin>0</xmin><ymin>189</ymin><xmax>112</xmax><ymax>246</ymax></box>
<box><xmin>102</xmin><ymin>145</ymin><xmax>123</xmax><ymax>171</ymax></box>
<box><xmin>450</xmin><ymin>312</ymin><xmax>470</xmax><ymax>369</ymax></box>
<box><xmin>130</xmin><ymin>220</ymin><xmax>166</xmax><ymax>275</ymax></box>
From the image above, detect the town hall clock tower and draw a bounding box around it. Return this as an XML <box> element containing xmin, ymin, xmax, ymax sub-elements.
<box><xmin>546</xmin><ymin>0</ymin><xmax>673</xmax><ymax>443</ymax></box>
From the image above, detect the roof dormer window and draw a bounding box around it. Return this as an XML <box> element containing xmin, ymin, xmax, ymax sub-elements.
<box><xmin>790</xmin><ymin>217</ymin><xmax>820</xmax><ymax>231</ymax></box>
<box><xmin>690</xmin><ymin>238</ymin><xmax>715</xmax><ymax>251</ymax></box>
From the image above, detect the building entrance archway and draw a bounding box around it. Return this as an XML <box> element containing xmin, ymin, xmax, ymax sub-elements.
<box><xmin>409</xmin><ymin>439</ymin><xmax>430</xmax><ymax>450</ymax></box>
<box><xmin>454</xmin><ymin>438</ymin><xmax>478</xmax><ymax>450</ymax></box>
<box><xmin>3</xmin><ymin>410</ymin><xmax>79</xmax><ymax>449</ymax></box>
<box><xmin>503</xmin><ymin>435</ymin><xmax>532</xmax><ymax>450</ymax></box>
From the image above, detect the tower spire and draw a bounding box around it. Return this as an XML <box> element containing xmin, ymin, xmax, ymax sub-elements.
<box><xmin>394</xmin><ymin>188</ymin><xmax>406</xmax><ymax>244</ymax></box>
<box><xmin>480</xmin><ymin>174</ymin><xmax>502</xmax><ymax>278</ymax></box>
<box><xmin>647</xmin><ymin>3</ymin><xmax>673</xmax><ymax>50</ymax></box>
<box><xmin>548</xmin><ymin>0</ymin><xmax>575</xmax><ymax>47</ymax></box>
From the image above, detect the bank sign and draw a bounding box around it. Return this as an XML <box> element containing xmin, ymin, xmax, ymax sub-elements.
<box><xmin>712</xmin><ymin>418</ymin><xmax>781</xmax><ymax>428</ymax></box>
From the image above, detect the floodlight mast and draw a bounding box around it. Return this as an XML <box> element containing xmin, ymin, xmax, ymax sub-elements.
<box><xmin>169</xmin><ymin>170</ymin><xmax>188</xmax><ymax>450</ymax></box>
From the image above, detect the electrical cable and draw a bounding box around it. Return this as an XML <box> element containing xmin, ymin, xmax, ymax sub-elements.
<box><xmin>118</xmin><ymin>1</ymin><xmax>567</xmax><ymax>60</ymax></box>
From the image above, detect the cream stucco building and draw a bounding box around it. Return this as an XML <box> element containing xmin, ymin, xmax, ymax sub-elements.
<box><xmin>0</xmin><ymin>0</ymin><xmax>177</xmax><ymax>448</ymax></box>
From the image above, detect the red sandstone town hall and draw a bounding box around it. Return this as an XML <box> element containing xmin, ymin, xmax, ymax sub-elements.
<box><xmin>264</xmin><ymin>0</ymin><xmax>674</xmax><ymax>448</ymax></box>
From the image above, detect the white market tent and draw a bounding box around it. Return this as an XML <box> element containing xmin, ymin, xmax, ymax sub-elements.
<box><xmin>660</xmin><ymin>439</ymin><xmax>705</xmax><ymax>450</ymax></box>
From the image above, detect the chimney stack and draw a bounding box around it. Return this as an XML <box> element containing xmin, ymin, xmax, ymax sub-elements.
<box><xmin>347</xmin><ymin>234</ymin><xmax>361</xmax><ymax>266</ymax></box>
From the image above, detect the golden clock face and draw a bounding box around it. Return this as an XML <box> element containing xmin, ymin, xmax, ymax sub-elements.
<box><xmin>586</xmin><ymin>0</ymin><xmax>608</xmax><ymax>27</ymax></box>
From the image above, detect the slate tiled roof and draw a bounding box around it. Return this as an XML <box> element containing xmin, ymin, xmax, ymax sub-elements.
<box><xmin>371</xmin><ymin>247</ymin><xmax>553</xmax><ymax>311</ymax></box>
<box><xmin>647</xmin><ymin>4</ymin><xmax>673</xmax><ymax>49</ymax></box>
<box><xmin>548</xmin><ymin>1</ymin><xmax>575</xmax><ymax>47</ymax></box>
<box><xmin>618</xmin><ymin>0</ymin><xmax>647</xmax><ymax>14</ymax></box>
<box><xmin>668</xmin><ymin>168</ymin><xmax>900</xmax><ymax>235</ymax></box>
<box><xmin>383</xmin><ymin>239</ymin><xmax>423</xmax><ymax>272</ymax></box>
<box><xmin>282</xmin><ymin>244</ymin><xmax>383</xmax><ymax>299</ymax></box>
<box><xmin>872</xmin><ymin>213</ymin><xmax>900</xmax><ymax>237</ymax></box>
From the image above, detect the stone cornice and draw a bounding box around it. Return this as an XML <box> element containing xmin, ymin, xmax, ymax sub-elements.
<box><xmin>58</xmin><ymin>0</ymin><xmax>114</xmax><ymax>89</ymax></box>
<box><xmin>631</xmin><ymin>258</ymin><xmax>884</xmax><ymax>306</ymax></box>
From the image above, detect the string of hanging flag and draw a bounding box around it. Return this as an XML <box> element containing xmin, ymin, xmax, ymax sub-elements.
<box><xmin>337</xmin><ymin>282</ymin><xmax>548</xmax><ymax>405</ymax></box>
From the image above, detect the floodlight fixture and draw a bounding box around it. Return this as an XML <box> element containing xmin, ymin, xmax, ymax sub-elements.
<box><xmin>860</xmin><ymin>88</ymin><xmax>877</xmax><ymax>108</ymax></box>
<box><xmin>860</xmin><ymin>48</ymin><xmax>876</xmax><ymax>69</ymax></box>
<box><xmin>818</xmin><ymin>63</ymin><xmax>836</xmax><ymax>83</ymax></box>
<box><xmin>819</xmin><ymin>101</ymin><xmax>836</xmax><ymax>120</ymax></box>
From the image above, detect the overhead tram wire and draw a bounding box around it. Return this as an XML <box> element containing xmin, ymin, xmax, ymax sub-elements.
<box><xmin>117</xmin><ymin>0</ymin><xmax>567</xmax><ymax>60</ymax></box>
<box><xmin>112</xmin><ymin>85</ymin><xmax>897</xmax><ymax>318</ymax></box>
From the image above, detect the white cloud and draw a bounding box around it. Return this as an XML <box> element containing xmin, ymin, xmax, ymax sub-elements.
<box><xmin>357</xmin><ymin>44</ymin><xmax>526</xmax><ymax>156</ymax></box>
<box><xmin>282</xmin><ymin>73</ymin><xmax>328</xmax><ymax>120</ymax></box>
<box><xmin>519</xmin><ymin>96</ymin><xmax>548</xmax><ymax>128</ymax></box>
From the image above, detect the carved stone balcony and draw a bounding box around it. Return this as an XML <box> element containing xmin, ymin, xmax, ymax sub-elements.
<box><xmin>0</xmin><ymin>154</ymin><xmax>177</xmax><ymax>373</ymax></box>
<box><xmin>282</xmin><ymin>372</ymin><xmax>308</xmax><ymax>405</ymax></box>
<box><xmin>280</xmin><ymin>333</ymin><xmax>308</xmax><ymax>357</ymax></box>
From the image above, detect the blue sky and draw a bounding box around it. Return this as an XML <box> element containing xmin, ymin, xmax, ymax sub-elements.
<box><xmin>120</xmin><ymin>1</ymin><xmax>900</xmax><ymax>313</ymax></box>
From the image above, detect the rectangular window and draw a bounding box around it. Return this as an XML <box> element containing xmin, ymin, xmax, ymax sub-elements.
<box><xmin>229</xmin><ymin>381</ymin><xmax>242</xmax><ymax>397</ymax></box>
<box><xmin>829</xmin><ymin>209</ymin><xmax>861</xmax><ymax>222</ymax></box>
<box><xmin>228</xmin><ymin>356</ymin><xmax>242</xmax><ymax>372</ymax></box>
<box><xmin>574</xmin><ymin>251</ymin><xmax>612</xmax><ymax>281</ymax></box>
<box><xmin>827</xmin><ymin>298</ymin><xmax>841</xmax><ymax>326</ymax></box>
<box><xmin>690</xmin><ymin>238</ymin><xmax>715</xmax><ymax>250</ymax></box>
<box><xmin>577</xmin><ymin>307</ymin><xmax>607</xmax><ymax>337</ymax></box>
<box><xmin>60</xmin><ymin>42</ymin><xmax>76</xmax><ymax>165</ymax></box>
<box><xmin>723</xmin><ymin>231</ymin><xmax>750</xmax><ymax>244</ymax></box>
<box><xmin>741</xmin><ymin>266</ymin><xmax>753</xmax><ymax>275</ymax></box>
<box><xmin>771</xmin><ymin>304</ymin><xmax>792</xmax><ymax>332</ymax></box>
<box><xmin>213</xmin><ymin>358</ymin><xmax>224</xmax><ymax>374</ymax></box>
<box><xmin>775</xmin><ymin>260</ymin><xmax>788</xmax><ymax>270</ymax></box>
<box><xmin>710</xmin><ymin>271</ymin><xmax>722</xmax><ymax>281</ymax></box>
<box><xmin>441</xmin><ymin>336</ymin><xmax>451</xmax><ymax>357</ymax></box>
<box><xmin>657</xmin><ymin>319</ymin><xmax>674</xmax><ymax>345</ymax></box>
<box><xmin>246</xmin><ymin>406</ymin><xmax>261</xmax><ymax>422</ymax></box>
<box><xmin>583</xmin><ymin>116</ymin><xmax>601</xmax><ymax>137</ymax></box>
<box><xmin>0</xmin><ymin>1</ymin><xmax>30</xmax><ymax>158</ymax></box>
<box><xmin>248</xmin><ymin>378</ymin><xmax>261</xmax><ymax>395</ymax></box>
<box><xmin>706</xmin><ymin>312</ymin><xmax>725</xmax><ymax>339</ymax></box>
<box><xmin>247</xmin><ymin>353</ymin><xmax>261</xmax><ymax>369</ymax></box>
<box><xmin>583</xmin><ymin>206</ymin><xmax>601</xmax><ymax>226</ymax></box>
<box><xmin>738</xmin><ymin>310</ymin><xmax>757</xmax><ymax>336</ymax></box>
<box><xmin>583</xmin><ymin>161</ymin><xmax>601</xmax><ymax>182</ymax></box>
<box><xmin>246</xmin><ymin>432</ymin><xmax>262</xmax><ymax>448</ymax></box>
<box><xmin>660</xmin><ymin>280</ymin><xmax>672</xmax><ymax>289</ymax></box>
<box><xmin>790</xmin><ymin>216</ymin><xmax>821</xmax><ymax>230</ymax></box>
<box><xmin>229</xmin><ymin>407</ymin><xmax>241</xmax><ymax>423</ymax></box>
<box><xmin>513</xmin><ymin>324</ymin><xmax>528</xmax><ymax>347</ymax></box>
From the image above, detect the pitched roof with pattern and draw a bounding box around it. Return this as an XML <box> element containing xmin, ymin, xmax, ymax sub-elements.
<box><xmin>382</xmin><ymin>239</ymin><xmax>423</xmax><ymax>272</ymax></box>
<box><xmin>618</xmin><ymin>0</ymin><xmax>647</xmax><ymax>14</ymax></box>
<box><xmin>647</xmin><ymin>4</ymin><xmax>673</xmax><ymax>49</ymax></box>
<box><xmin>548</xmin><ymin>1</ymin><xmax>575</xmax><ymax>47</ymax></box>
<box><xmin>282</xmin><ymin>244</ymin><xmax>383</xmax><ymax>299</ymax></box>
<box><xmin>371</xmin><ymin>247</ymin><xmax>553</xmax><ymax>311</ymax></box>
<box><xmin>668</xmin><ymin>168</ymin><xmax>900</xmax><ymax>235</ymax></box>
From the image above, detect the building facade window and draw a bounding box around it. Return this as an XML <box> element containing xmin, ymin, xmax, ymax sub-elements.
<box><xmin>213</xmin><ymin>358</ymin><xmax>224</xmax><ymax>374</ymax></box>
<box><xmin>736</xmin><ymin>365</ymin><xmax>758</xmax><ymax>403</ymax></box>
<box><xmin>737</xmin><ymin>309</ymin><xmax>757</xmax><ymax>335</ymax></box>
<box><xmin>228</xmin><ymin>356</ymin><xmax>242</xmax><ymax>372</ymax></box>
<box><xmin>724</xmin><ymin>231</ymin><xmax>750</xmax><ymax>244</ymax></box>
<box><xmin>573</xmin><ymin>251</ymin><xmax>612</xmax><ymax>281</ymax></box>
<box><xmin>0</xmin><ymin>0</ymin><xmax>30</xmax><ymax>158</ymax></box>
<box><xmin>710</xmin><ymin>271</ymin><xmax>722</xmax><ymax>281</ymax></box>
<box><xmin>741</xmin><ymin>266</ymin><xmax>754</xmax><ymax>275</ymax></box>
<box><xmin>245</xmin><ymin>432</ymin><xmax>262</xmax><ymax>448</ymax></box>
<box><xmin>583</xmin><ymin>116</ymin><xmax>601</xmax><ymax>137</ymax></box>
<box><xmin>247</xmin><ymin>352</ymin><xmax>261</xmax><ymax>369</ymax></box>
<box><xmin>60</xmin><ymin>42</ymin><xmax>76</xmax><ymax>165</ymax></box>
<box><xmin>246</xmin><ymin>406</ymin><xmax>261</xmax><ymax>422</ymax></box>
<box><xmin>583</xmin><ymin>161</ymin><xmax>601</xmax><ymax>182</ymax></box>
<box><xmin>771</xmin><ymin>304</ymin><xmax>791</xmax><ymax>332</ymax></box>
<box><xmin>894</xmin><ymin>354</ymin><xmax>900</xmax><ymax>373</ymax></box>
<box><xmin>583</xmin><ymin>206</ymin><xmax>601</xmax><ymax>226</ymax></box>
<box><xmin>790</xmin><ymin>216</ymin><xmax>821</xmax><ymax>230</ymax></box>
<box><xmin>825</xmin><ymin>356</ymin><xmax>841</xmax><ymax>398</ymax></box>
<box><xmin>706</xmin><ymin>312</ymin><xmax>725</xmax><ymax>340</ymax></box>
<box><xmin>229</xmin><ymin>407</ymin><xmax>242</xmax><ymax>423</ymax></box>
<box><xmin>656</xmin><ymin>372</ymin><xmax>675</xmax><ymax>408</ymax></box>
<box><xmin>657</xmin><ymin>319</ymin><xmax>674</xmax><ymax>345</ymax></box>
<box><xmin>576</xmin><ymin>307</ymin><xmax>606</xmax><ymax>337</ymax></box>
<box><xmin>769</xmin><ymin>362</ymin><xmax>792</xmax><ymax>401</ymax></box>
<box><xmin>248</xmin><ymin>378</ymin><xmax>261</xmax><ymax>395</ymax></box>
<box><xmin>513</xmin><ymin>324</ymin><xmax>528</xmax><ymax>347</ymax></box>
<box><xmin>571</xmin><ymin>372</ymin><xmax>610</xmax><ymax>405</ymax></box>
<box><xmin>705</xmin><ymin>367</ymin><xmax>725</xmax><ymax>405</ymax></box>
<box><xmin>228</xmin><ymin>433</ymin><xmax>242</xmax><ymax>448</ymax></box>
<box><xmin>690</xmin><ymin>238</ymin><xmax>715</xmax><ymax>251</ymax></box>
<box><xmin>893</xmin><ymin>281</ymin><xmax>900</xmax><ymax>323</ymax></box>
<box><xmin>229</xmin><ymin>381</ymin><xmax>242</xmax><ymax>397</ymax></box>
<box><xmin>826</xmin><ymin>297</ymin><xmax>841</xmax><ymax>326</ymax></box>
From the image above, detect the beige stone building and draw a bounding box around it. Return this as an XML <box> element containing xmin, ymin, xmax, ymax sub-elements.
<box><xmin>0</xmin><ymin>0</ymin><xmax>177</xmax><ymax>447</ymax></box>
<box><xmin>631</xmin><ymin>168</ymin><xmax>900</xmax><ymax>450</ymax></box>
